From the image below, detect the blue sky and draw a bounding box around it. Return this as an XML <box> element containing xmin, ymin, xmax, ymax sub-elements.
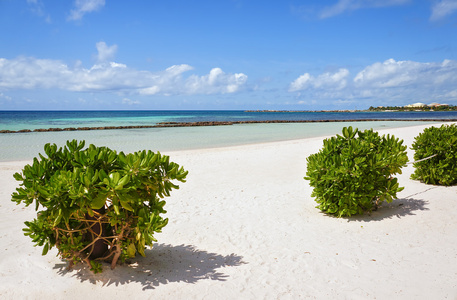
<box><xmin>1</xmin><ymin>0</ymin><xmax>457</xmax><ymax>110</ymax></box>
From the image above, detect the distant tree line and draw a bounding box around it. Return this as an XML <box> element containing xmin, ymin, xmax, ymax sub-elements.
<box><xmin>368</xmin><ymin>105</ymin><xmax>457</xmax><ymax>112</ymax></box>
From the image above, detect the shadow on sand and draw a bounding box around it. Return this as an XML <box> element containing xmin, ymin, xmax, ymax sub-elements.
<box><xmin>348</xmin><ymin>197</ymin><xmax>429</xmax><ymax>222</ymax></box>
<box><xmin>54</xmin><ymin>243</ymin><xmax>246</xmax><ymax>290</ymax></box>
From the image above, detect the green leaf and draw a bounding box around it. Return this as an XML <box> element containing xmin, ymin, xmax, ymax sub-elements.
<box><xmin>113</xmin><ymin>204</ymin><xmax>120</xmax><ymax>215</ymax></box>
<box><xmin>109</xmin><ymin>172</ymin><xmax>120</xmax><ymax>184</ymax></box>
<box><xmin>118</xmin><ymin>175</ymin><xmax>130</xmax><ymax>187</ymax></box>
<box><xmin>120</xmin><ymin>199</ymin><xmax>134</xmax><ymax>211</ymax></box>
<box><xmin>53</xmin><ymin>209</ymin><xmax>63</xmax><ymax>227</ymax></box>
<box><xmin>13</xmin><ymin>172</ymin><xmax>23</xmax><ymax>181</ymax></box>
<box><xmin>87</xmin><ymin>207</ymin><xmax>94</xmax><ymax>217</ymax></box>
<box><xmin>42</xmin><ymin>242</ymin><xmax>49</xmax><ymax>255</ymax></box>
<box><xmin>89</xmin><ymin>260</ymin><xmax>103</xmax><ymax>274</ymax></box>
<box><xmin>137</xmin><ymin>238</ymin><xmax>146</xmax><ymax>257</ymax></box>
<box><xmin>98</xmin><ymin>169</ymin><xmax>108</xmax><ymax>181</ymax></box>
<box><xmin>127</xmin><ymin>243</ymin><xmax>136</xmax><ymax>258</ymax></box>
<box><xmin>90</xmin><ymin>193</ymin><xmax>106</xmax><ymax>210</ymax></box>
<box><xmin>342</xmin><ymin>127</ymin><xmax>349</xmax><ymax>139</ymax></box>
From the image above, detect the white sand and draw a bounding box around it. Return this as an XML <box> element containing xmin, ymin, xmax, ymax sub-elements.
<box><xmin>1</xmin><ymin>123</ymin><xmax>456</xmax><ymax>299</ymax></box>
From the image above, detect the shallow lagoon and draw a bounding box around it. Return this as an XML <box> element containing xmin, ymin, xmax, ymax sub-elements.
<box><xmin>0</xmin><ymin>120</ymin><xmax>436</xmax><ymax>161</ymax></box>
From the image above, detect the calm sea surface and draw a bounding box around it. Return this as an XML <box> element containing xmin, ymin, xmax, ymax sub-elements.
<box><xmin>2</xmin><ymin>110</ymin><xmax>457</xmax><ymax>131</ymax></box>
<box><xmin>1</xmin><ymin>110</ymin><xmax>456</xmax><ymax>161</ymax></box>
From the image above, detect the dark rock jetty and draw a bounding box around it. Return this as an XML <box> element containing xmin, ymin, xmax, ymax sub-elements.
<box><xmin>1</xmin><ymin>119</ymin><xmax>456</xmax><ymax>134</ymax></box>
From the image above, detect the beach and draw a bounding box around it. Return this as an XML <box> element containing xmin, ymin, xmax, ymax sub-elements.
<box><xmin>1</xmin><ymin>122</ymin><xmax>456</xmax><ymax>299</ymax></box>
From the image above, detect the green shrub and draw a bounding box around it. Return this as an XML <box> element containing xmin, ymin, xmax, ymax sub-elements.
<box><xmin>411</xmin><ymin>124</ymin><xmax>457</xmax><ymax>186</ymax></box>
<box><xmin>305</xmin><ymin>127</ymin><xmax>408</xmax><ymax>217</ymax></box>
<box><xmin>12</xmin><ymin>140</ymin><xmax>188</xmax><ymax>272</ymax></box>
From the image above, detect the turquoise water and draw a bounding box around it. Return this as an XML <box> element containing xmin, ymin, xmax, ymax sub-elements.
<box><xmin>0</xmin><ymin>120</ymin><xmax>435</xmax><ymax>161</ymax></box>
<box><xmin>2</xmin><ymin>110</ymin><xmax>457</xmax><ymax>131</ymax></box>
<box><xmin>2</xmin><ymin>110</ymin><xmax>455</xmax><ymax>161</ymax></box>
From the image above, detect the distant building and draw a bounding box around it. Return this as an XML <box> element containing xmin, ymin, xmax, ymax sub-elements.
<box><xmin>428</xmin><ymin>102</ymin><xmax>450</xmax><ymax>107</ymax></box>
<box><xmin>404</xmin><ymin>102</ymin><xmax>426</xmax><ymax>108</ymax></box>
<box><xmin>404</xmin><ymin>102</ymin><xmax>449</xmax><ymax>108</ymax></box>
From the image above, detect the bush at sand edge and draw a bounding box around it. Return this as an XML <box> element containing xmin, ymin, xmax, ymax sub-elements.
<box><xmin>11</xmin><ymin>140</ymin><xmax>188</xmax><ymax>273</ymax></box>
<box><xmin>305</xmin><ymin>126</ymin><xmax>408</xmax><ymax>217</ymax></box>
<box><xmin>411</xmin><ymin>124</ymin><xmax>457</xmax><ymax>186</ymax></box>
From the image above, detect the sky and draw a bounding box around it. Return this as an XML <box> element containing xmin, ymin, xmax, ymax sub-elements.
<box><xmin>0</xmin><ymin>0</ymin><xmax>457</xmax><ymax>111</ymax></box>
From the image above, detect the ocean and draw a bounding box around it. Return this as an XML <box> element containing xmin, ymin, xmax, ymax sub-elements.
<box><xmin>1</xmin><ymin>110</ymin><xmax>456</xmax><ymax>161</ymax></box>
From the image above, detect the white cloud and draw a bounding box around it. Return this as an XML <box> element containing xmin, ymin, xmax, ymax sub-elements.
<box><xmin>289</xmin><ymin>73</ymin><xmax>311</xmax><ymax>92</ymax></box>
<box><xmin>354</xmin><ymin>58</ymin><xmax>457</xmax><ymax>88</ymax></box>
<box><xmin>138</xmin><ymin>64</ymin><xmax>194</xmax><ymax>95</ymax></box>
<box><xmin>96</xmin><ymin>42</ymin><xmax>118</xmax><ymax>62</ymax></box>
<box><xmin>68</xmin><ymin>0</ymin><xmax>106</xmax><ymax>21</ymax></box>
<box><xmin>185</xmin><ymin>68</ymin><xmax>248</xmax><ymax>94</ymax></box>
<box><xmin>289</xmin><ymin>69</ymin><xmax>349</xmax><ymax>91</ymax></box>
<box><xmin>289</xmin><ymin>59</ymin><xmax>457</xmax><ymax>106</ymax></box>
<box><xmin>0</xmin><ymin>43</ymin><xmax>248</xmax><ymax>97</ymax></box>
<box><xmin>138</xmin><ymin>66</ymin><xmax>247</xmax><ymax>95</ymax></box>
<box><xmin>139</xmin><ymin>86</ymin><xmax>161</xmax><ymax>95</ymax></box>
<box><xmin>0</xmin><ymin>57</ymin><xmax>71</xmax><ymax>90</ymax></box>
<box><xmin>354</xmin><ymin>59</ymin><xmax>415</xmax><ymax>87</ymax></box>
<box><xmin>319</xmin><ymin>0</ymin><xmax>410</xmax><ymax>18</ymax></box>
<box><xmin>122</xmin><ymin>98</ymin><xmax>140</xmax><ymax>105</ymax></box>
<box><xmin>430</xmin><ymin>0</ymin><xmax>457</xmax><ymax>21</ymax></box>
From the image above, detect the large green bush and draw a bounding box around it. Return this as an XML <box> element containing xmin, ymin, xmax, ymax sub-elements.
<box><xmin>12</xmin><ymin>140</ymin><xmax>188</xmax><ymax>272</ymax></box>
<box><xmin>305</xmin><ymin>127</ymin><xmax>408</xmax><ymax>217</ymax></box>
<box><xmin>411</xmin><ymin>124</ymin><xmax>457</xmax><ymax>186</ymax></box>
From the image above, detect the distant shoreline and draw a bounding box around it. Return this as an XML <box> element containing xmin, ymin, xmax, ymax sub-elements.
<box><xmin>244</xmin><ymin>110</ymin><xmax>362</xmax><ymax>112</ymax></box>
<box><xmin>2</xmin><ymin>118</ymin><xmax>456</xmax><ymax>134</ymax></box>
<box><xmin>244</xmin><ymin>110</ymin><xmax>374</xmax><ymax>113</ymax></box>
<box><xmin>245</xmin><ymin>108</ymin><xmax>457</xmax><ymax>113</ymax></box>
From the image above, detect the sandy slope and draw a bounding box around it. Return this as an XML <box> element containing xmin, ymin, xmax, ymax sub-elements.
<box><xmin>1</xmin><ymin>123</ymin><xmax>456</xmax><ymax>299</ymax></box>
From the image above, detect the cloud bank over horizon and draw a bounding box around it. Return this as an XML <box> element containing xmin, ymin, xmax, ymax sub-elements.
<box><xmin>0</xmin><ymin>43</ymin><xmax>248</xmax><ymax>97</ymax></box>
<box><xmin>2</xmin><ymin>43</ymin><xmax>456</xmax><ymax>108</ymax></box>
<box><xmin>289</xmin><ymin>59</ymin><xmax>457</xmax><ymax>106</ymax></box>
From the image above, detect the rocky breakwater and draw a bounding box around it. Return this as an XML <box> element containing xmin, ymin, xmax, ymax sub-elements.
<box><xmin>0</xmin><ymin>125</ymin><xmax>157</xmax><ymax>134</ymax></box>
<box><xmin>2</xmin><ymin>118</ymin><xmax>457</xmax><ymax>134</ymax></box>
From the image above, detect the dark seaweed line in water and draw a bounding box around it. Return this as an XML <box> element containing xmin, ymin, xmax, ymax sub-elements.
<box><xmin>1</xmin><ymin>119</ymin><xmax>456</xmax><ymax>134</ymax></box>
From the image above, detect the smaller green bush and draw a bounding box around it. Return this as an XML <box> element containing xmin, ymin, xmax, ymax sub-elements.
<box><xmin>305</xmin><ymin>127</ymin><xmax>408</xmax><ymax>217</ymax></box>
<box><xmin>411</xmin><ymin>124</ymin><xmax>457</xmax><ymax>186</ymax></box>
